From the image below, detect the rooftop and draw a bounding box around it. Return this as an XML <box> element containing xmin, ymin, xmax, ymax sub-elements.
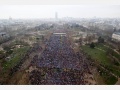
<box><xmin>0</xmin><ymin>32</ymin><xmax>6</xmax><ymax>35</ymax></box>
<box><xmin>113</xmin><ymin>32</ymin><xmax>120</xmax><ymax>35</ymax></box>
<box><xmin>53</xmin><ymin>33</ymin><xmax>66</xmax><ymax>35</ymax></box>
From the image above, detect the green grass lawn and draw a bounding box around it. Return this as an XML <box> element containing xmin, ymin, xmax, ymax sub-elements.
<box><xmin>81</xmin><ymin>44</ymin><xmax>120</xmax><ymax>84</ymax></box>
<box><xmin>112</xmin><ymin>51</ymin><xmax>120</xmax><ymax>60</ymax></box>
<box><xmin>2</xmin><ymin>46</ymin><xmax>30</xmax><ymax>71</ymax></box>
<box><xmin>81</xmin><ymin>45</ymin><xmax>110</xmax><ymax>65</ymax></box>
<box><xmin>96</xmin><ymin>44</ymin><xmax>109</xmax><ymax>51</ymax></box>
<box><xmin>99</xmin><ymin>68</ymin><xmax>118</xmax><ymax>85</ymax></box>
<box><xmin>99</xmin><ymin>44</ymin><xmax>120</xmax><ymax>60</ymax></box>
<box><xmin>105</xmin><ymin>65</ymin><xmax>120</xmax><ymax>76</ymax></box>
<box><xmin>82</xmin><ymin>44</ymin><xmax>120</xmax><ymax>64</ymax></box>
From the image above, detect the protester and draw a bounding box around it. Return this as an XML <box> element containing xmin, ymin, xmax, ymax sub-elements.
<box><xmin>29</xmin><ymin>34</ymin><xmax>93</xmax><ymax>85</ymax></box>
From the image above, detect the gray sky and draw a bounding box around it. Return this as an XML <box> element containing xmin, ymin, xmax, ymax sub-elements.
<box><xmin>0</xmin><ymin>5</ymin><xmax>120</xmax><ymax>19</ymax></box>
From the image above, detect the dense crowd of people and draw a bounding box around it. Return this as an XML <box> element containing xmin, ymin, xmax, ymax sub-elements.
<box><xmin>29</xmin><ymin>34</ymin><xmax>93</xmax><ymax>84</ymax></box>
<box><xmin>29</xmin><ymin>68</ymin><xmax>84</xmax><ymax>85</ymax></box>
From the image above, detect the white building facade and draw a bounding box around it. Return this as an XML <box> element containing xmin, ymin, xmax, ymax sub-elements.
<box><xmin>112</xmin><ymin>32</ymin><xmax>120</xmax><ymax>41</ymax></box>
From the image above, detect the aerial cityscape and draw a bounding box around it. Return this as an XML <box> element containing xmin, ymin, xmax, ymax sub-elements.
<box><xmin>0</xmin><ymin>5</ymin><xmax>120</xmax><ymax>85</ymax></box>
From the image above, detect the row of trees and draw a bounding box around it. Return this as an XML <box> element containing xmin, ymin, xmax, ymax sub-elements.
<box><xmin>77</xmin><ymin>36</ymin><xmax>105</xmax><ymax>48</ymax></box>
<box><xmin>0</xmin><ymin>36</ymin><xmax>14</xmax><ymax>44</ymax></box>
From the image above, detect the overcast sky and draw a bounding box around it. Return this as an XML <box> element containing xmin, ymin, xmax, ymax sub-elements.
<box><xmin>0</xmin><ymin>5</ymin><xmax>120</xmax><ymax>19</ymax></box>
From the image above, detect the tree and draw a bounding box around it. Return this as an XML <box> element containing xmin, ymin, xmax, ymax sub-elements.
<box><xmin>79</xmin><ymin>38</ymin><xmax>82</xmax><ymax>45</ymax></box>
<box><xmin>117</xmin><ymin>42</ymin><xmax>120</xmax><ymax>52</ymax></box>
<box><xmin>6</xmin><ymin>49</ymin><xmax>13</xmax><ymax>55</ymax></box>
<box><xmin>113</xmin><ymin>27</ymin><xmax>116</xmax><ymax>32</ymax></box>
<box><xmin>41</xmin><ymin>35</ymin><xmax>44</xmax><ymax>41</ymax></box>
<box><xmin>98</xmin><ymin>36</ymin><xmax>104</xmax><ymax>43</ymax></box>
<box><xmin>90</xmin><ymin>42</ymin><xmax>95</xmax><ymax>48</ymax></box>
<box><xmin>88</xmin><ymin>36</ymin><xmax>93</xmax><ymax>43</ymax></box>
<box><xmin>3</xmin><ymin>44</ymin><xmax>11</xmax><ymax>51</ymax></box>
<box><xmin>106</xmin><ymin>48</ymin><xmax>114</xmax><ymax>56</ymax></box>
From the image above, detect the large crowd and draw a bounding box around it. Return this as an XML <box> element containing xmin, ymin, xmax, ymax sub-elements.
<box><xmin>29</xmin><ymin>68</ymin><xmax>84</xmax><ymax>85</ymax></box>
<box><xmin>29</xmin><ymin>34</ymin><xmax>93</xmax><ymax>84</ymax></box>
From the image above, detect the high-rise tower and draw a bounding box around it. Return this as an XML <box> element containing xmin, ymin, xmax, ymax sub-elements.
<box><xmin>55</xmin><ymin>12</ymin><xmax>58</xmax><ymax>20</ymax></box>
<box><xmin>9</xmin><ymin>16</ymin><xmax>12</xmax><ymax>21</ymax></box>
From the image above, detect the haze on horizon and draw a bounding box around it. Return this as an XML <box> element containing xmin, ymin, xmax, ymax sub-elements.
<box><xmin>0</xmin><ymin>5</ymin><xmax>120</xmax><ymax>19</ymax></box>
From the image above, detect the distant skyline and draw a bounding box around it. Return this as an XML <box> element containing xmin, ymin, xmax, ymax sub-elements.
<box><xmin>0</xmin><ymin>5</ymin><xmax>120</xmax><ymax>19</ymax></box>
